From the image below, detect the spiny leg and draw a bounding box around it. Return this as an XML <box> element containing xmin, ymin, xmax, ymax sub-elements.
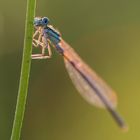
<box><xmin>32</xmin><ymin>36</ymin><xmax>52</xmax><ymax>59</ymax></box>
<box><xmin>32</xmin><ymin>27</ymin><xmax>43</xmax><ymax>48</ymax></box>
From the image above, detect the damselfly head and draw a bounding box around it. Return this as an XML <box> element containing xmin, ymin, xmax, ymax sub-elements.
<box><xmin>34</xmin><ymin>17</ymin><xmax>49</xmax><ymax>27</ymax></box>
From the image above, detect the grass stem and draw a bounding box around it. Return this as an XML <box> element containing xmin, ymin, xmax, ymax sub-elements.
<box><xmin>10</xmin><ymin>0</ymin><xmax>36</xmax><ymax>139</ymax></box>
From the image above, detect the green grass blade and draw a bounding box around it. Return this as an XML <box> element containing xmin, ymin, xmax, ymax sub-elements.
<box><xmin>10</xmin><ymin>0</ymin><xmax>36</xmax><ymax>139</ymax></box>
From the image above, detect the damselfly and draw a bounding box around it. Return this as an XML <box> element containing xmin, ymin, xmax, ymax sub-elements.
<box><xmin>32</xmin><ymin>17</ymin><xmax>128</xmax><ymax>130</ymax></box>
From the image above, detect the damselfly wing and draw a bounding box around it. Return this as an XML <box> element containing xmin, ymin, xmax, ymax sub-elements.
<box><xmin>60</xmin><ymin>39</ymin><xmax>117</xmax><ymax>108</ymax></box>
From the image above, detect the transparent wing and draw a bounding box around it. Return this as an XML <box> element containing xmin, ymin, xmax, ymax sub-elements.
<box><xmin>61</xmin><ymin>40</ymin><xmax>117</xmax><ymax>109</ymax></box>
<box><xmin>64</xmin><ymin>58</ymin><xmax>117</xmax><ymax>108</ymax></box>
<box><xmin>55</xmin><ymin>39</ymin><xmax>127</xmax><ymax>129</ymax></box>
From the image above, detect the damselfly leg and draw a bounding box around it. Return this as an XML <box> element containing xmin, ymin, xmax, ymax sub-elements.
<box><xmin>32</xmin><ymin>27</ymin><xmax>52</xmax><ymax>59</ymax></box>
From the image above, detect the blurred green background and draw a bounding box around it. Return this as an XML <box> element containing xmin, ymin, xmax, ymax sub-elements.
<box><xmin>0</xmin><ymin>0</ymin><xmax>140</xmax><ymax>139</ymax></box>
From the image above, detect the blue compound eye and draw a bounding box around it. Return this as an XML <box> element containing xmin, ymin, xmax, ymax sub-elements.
<box><xmin>34</xmin><ymin>17</ymin><xmax>42</xmax><ymax>26</ymax></box>
<box><xmin>42</xmin><ymin>17</ymin><xmax>49</xmax><ymax>25</ymax></box>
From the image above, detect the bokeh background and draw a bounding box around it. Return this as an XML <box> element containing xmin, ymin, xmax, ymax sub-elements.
<box><xmin>0</xmin><ymin>0</ymin><xmax>140</xmax><ymax>139</ymax></box>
